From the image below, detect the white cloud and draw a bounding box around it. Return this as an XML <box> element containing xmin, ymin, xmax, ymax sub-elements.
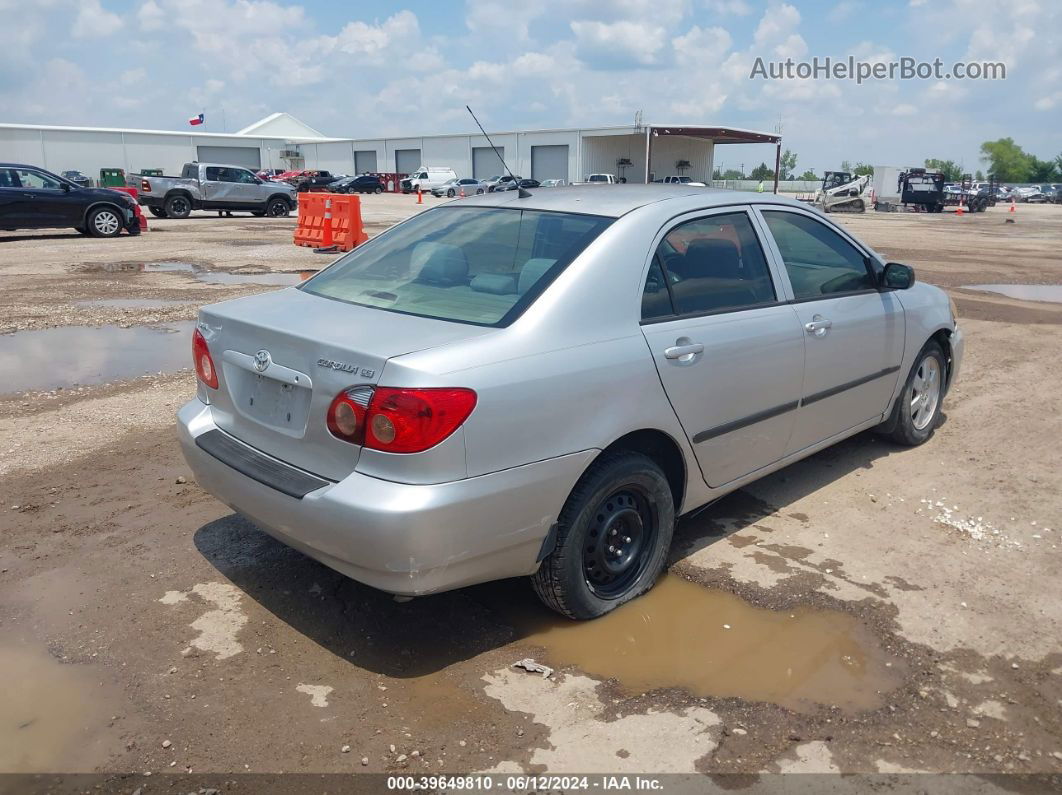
<box><xmin>753</xmin><ymin>2</ymin><xmax>800</xmax><ymax>47</ymax></box>
<box><xmin>334</xmin><ymin>10</ymin><xmax>419</xmax><ymax>56</ymax></box>
<box><xmin>72</xmin><ymin>0</ymin><xmax>123</xmax><ymax>38</ymax></box>
<box><xmin>571</xmin><ymin>19</ymin><xmax>668</xmax><ymax>66</ymax></box>
<box><xmin>703</xmin><ymin>0</ymin><xmax>752</xmax><ymax>14</ymax></box>
<box><xmin>137</xmin><ymin>0</ymin><xmax>165</xmax><ymax>31</ymax></box>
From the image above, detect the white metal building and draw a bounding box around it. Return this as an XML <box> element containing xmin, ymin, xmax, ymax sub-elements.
<box><xmin>0</xmin><ymin>113</ymin><xmax>780</xmax><ymax>185</ymax></box>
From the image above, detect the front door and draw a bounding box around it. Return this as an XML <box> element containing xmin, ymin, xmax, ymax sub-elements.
<box><xmin>10</xmin><ymin>168</ymin><xmax>84</xmax><ymax>228</ymax></box>
<box><xmin>639</xmin><ymin>209</ymin><xmax>806</xmax><ymax>487</ymax></box>
<box><xmin>757</xmin><ymin>207</ymin><xmax>905</xmax><ymax>454</ymax></box>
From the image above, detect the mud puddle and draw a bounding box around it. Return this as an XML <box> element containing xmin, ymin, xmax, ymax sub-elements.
<box><xmin>964</xmin><ymin>284</ymin><xmax>1062</xmax><ymax>303</ymax></box>
<box><xmin>0</xmin><ymin>321</ymin><xmax>195</xmax><ymax>393</ymax></box>
<box><xmin>0</xmin><ymin>637</ymin><xmax>120</xmax><ymax>772</ymax></box>
<box><xmin>77</xmin><ymin>261</ymin><xmax>315</xmax><ymax>286</ymax></box>
<box><xmin>501</xmin><ymin>575</ymin><xmax>901</xmax><ymax>713</ymax></box>
<box><xmin>75</xmin><ymin>298</ymin><xmax>192</xmax><ymax>310</ymax></box>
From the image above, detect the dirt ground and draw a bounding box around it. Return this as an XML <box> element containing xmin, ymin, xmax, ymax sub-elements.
<box><xmin>1</xmin><ymin>193</ymin><xmax>1060</xmax><ymax>785</ymax></box>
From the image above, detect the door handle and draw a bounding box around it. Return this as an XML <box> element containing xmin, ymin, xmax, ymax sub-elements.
<box><xmin>664</xmin><ymin>341</ymin><xmax>704</xmax><ymax>360</ymax></box>
<box><xmin>805</xmin><ymin>315</ymin><xmax>833</xmax><ymax>337</ymax></box>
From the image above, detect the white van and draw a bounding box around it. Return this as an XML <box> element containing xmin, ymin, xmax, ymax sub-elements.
<box><xmin>400</xmin><ymin>166</ymin><xmax>458</xmax><ymax>194</ymax></box>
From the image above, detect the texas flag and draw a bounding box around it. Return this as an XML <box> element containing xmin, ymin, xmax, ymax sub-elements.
<box><xmin>188</xmin><ymin>113</ymin><xmax>204</xmax><ymax>126</ymax></box>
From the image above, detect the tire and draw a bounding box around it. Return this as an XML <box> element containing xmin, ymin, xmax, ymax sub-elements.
<box><xmin>531</xmin><ymin>451</ymin><xmax>674</xmax><ymax>619</ymax></box>
<box><xmin>148</xmin><ymin>206</ymin><xmax>168</xmax><ymax>218</ymax></box>
<box><xmin>87</xmin><ymin>206</ymin><xmax>123</xmax><ymax>238</ymax></box>
<box><xmin>476</xmin><ymin>188</ymin><xmax>484</xmax><ymax>195</ymax></box>
<box><xmin>266</xmin><ymin>197</ymin><xmax>290</xmax><ymax>217</ymax></box>
<box><xmin>447</xmin><ymin>189</ymin><xmax>455</xmax><ymax>198</ymax></box>
<box><xmin>374</xmin><ymin>186</ymin><xmax>383</xmax><ymax>194</ymax></box>
<box><xmin>164</xmin><ymin>194</ymin><xmax>192</xmax><ymax>219</ymax></box>
<box><xmin>879</xmin><ymin>341</ymin><xmax>946</xmax><ymax>446</ymax></box>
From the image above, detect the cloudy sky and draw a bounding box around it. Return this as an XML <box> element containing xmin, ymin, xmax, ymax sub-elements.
<box><xmin>1</xmin><ymin>0</ymin><xmax>1058</xmax><ymax>174</ymax></box>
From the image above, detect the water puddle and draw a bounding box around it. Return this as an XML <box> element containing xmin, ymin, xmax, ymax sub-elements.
<box><xmin>77</xmin><ymin>261</ymin><xmax>315</xmax><ymax>286</ymax></box>
<box><xmin>502</xmin><ymin>575</ymin><xmax>900</xmax><ymax>713</ymax></box>
<box><xmin>75</xmin><ymin>298</ymin><xmax>191</xmax><ymax>310</ymax></box>
<box><xmin>963</xmin><ymin>284</ymin><xmax>1062</xmax><ymax>303</ymax></box>
<box><xmin>0</xmin><ymin>321</ymin><xmax>195</xmax><ymax>393</ymax></box>
<box><xmin>0</xmin><ymin>638</ymin><xmax>119</xmax><ymax>772</ymax></box>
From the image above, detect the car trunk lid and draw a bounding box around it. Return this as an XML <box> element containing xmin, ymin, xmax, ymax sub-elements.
<box><xmin>198</xmin><ymin>288</ymin><xmax>492</xmax><ymax>480</ymax></box>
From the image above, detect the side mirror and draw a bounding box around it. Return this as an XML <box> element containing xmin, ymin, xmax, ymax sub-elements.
<box><xmin>61</xmin><ymin>182</ymin><xmax>71</xmax><ymax>192</ymax></box>
<box><xmin>882</xmin><ymin>262</ymin><xmax>915</xmax><ymax>290</ymax></box>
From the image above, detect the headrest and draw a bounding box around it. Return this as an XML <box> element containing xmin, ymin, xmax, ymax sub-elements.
<box><xmin>470</xmin><ymin>273</ymin><xmax>518</xmax><ymax>295</ymax></box>
<box><xmin>683</xmin><ymin>238</ymin><xmax>742</xmax><ymax>279</ymax></box>
<box><xmin>517</xmin><ymin>258</ymin><xmax>557</xmax><ymax>294</ymax></box>
<box><xmin>411</xmin><ymin>242</ymin><xmax>469</xmax><ymax>286</ymax></box>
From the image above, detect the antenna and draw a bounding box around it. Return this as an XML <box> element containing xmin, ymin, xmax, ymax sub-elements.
<box><xmin>466</xmin><ymin>105</ymin><xmax>531</xmax><ymax>198</ymax></box>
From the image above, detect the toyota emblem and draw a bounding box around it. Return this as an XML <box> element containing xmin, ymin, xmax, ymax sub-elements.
<box><xmin>253</xmin><ymin>350</ymin><xmax>271</xmax><ymax>372</ymax></box>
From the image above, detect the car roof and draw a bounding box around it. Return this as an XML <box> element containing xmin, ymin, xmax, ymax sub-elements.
<box><xmin>456</xmin><ymin>184</ymin><xmax>809</xmax><ymax>217</ymax></box>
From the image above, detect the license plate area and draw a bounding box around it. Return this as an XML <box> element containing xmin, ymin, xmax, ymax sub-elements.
<box><xmin>245</xmin><ymin>374</ymin><xmax>309</xmax><ymax>432</ymax></box>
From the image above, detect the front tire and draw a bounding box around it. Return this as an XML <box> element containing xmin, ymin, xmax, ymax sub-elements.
<box><xmin>881</xmin><ymin>341</ymin><xmax>946</xmax><ymax>446</ymax></box>
<box><xmin>374</xmin><ymin>186</ymin><xmax>383</xmax><ymax>194</ymax></box>
<box><xmin>531</xmin><ymin>452</ymin><xmax>674</xmax><ymax>619</ymax></box>
<box><xmin>87</xmin><ymin>206</ymin><xmax>123</xmax><ymax>238</ymax></box>
<box><xmin>266</xmin><ymin>198</ymin><xmax>290</xmax><ymax>217</ymax></box>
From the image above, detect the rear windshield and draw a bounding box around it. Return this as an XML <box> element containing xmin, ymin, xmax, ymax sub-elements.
<box><xmin>301</xmin><ymin>206</ymin><xmax>612</xmax><ymax>326</ymax></box>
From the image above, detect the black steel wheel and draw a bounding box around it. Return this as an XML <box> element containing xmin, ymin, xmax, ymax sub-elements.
<box><xmin>532</xmin><ymin>451</ymin><xmax>674</xmax><ymax>619</ymax></box>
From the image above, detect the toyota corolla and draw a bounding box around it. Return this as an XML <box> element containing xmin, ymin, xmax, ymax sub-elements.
<box><xmin>178</xmin><ymin>185</ymin><xmax>963</xmax><ymax>619</ymax></box>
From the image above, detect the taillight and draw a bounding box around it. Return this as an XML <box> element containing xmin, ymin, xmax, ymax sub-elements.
<box><xmin>326</xmin><ymin>386</ymin><xmax>373</xmax><ymax>444</ymax></box>
<box><xmin>326</xmin><ymin>386</ymin><xmax>477</xmax><ymax>453</ymax></box>
<box><xmin>141</xmin><ymin>179</ymin><xmax>150</xmax><ymax>192</ymax></box>
<box><xmin>192</xmin><ymin>329</ymin><xmax>218</xmax><ymax>389</ymax></box>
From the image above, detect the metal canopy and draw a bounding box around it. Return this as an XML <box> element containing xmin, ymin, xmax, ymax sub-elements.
<box><xmin>644</xmin><ymin>124</ymin><xmax>783</xmax><ymax>191</ymax></box>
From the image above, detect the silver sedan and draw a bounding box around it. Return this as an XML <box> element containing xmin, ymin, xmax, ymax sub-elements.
<box><xmin>178</xmin><ymin>186</ymin><xmax>963</xmax><ymax>619</ymax></box>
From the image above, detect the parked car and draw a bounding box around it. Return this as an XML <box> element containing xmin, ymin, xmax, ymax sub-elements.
<box><xmin>656</xmin><ymin>175</ymin><xmax>707</xmax><ymax>186</ymax></box>
<box><xmin>582</xmin><ymin>173</ymin><xmax>620</xmax><ymax>184</ymax></box>
<box><xmin>494</xmin><ymin>178</ymin><xmax>541</xmax><ymax>191</ymax></box>
<box><xmin>330</xmin><ymin>175</ymin><xmax>386</xmax><ymax>194</ymax></box>
<box><xmin>256</xmin><ymin>169</ymin><xmax>288</xmax><ymax>180</ymax></box>
<box><xmin>60</xmin><ymin>170</ymin><xmax>92</xmax><ymax>187</ymax></box>
<box><xmin>539</xmin><ymin>179</ymin><xmax>566</xmax><ymax>188</ymax></box>
<box><xmin>293</xmin><ymin>170</ymin><xmax>337</xmax><ymax>192</ymax></box>
<box><xmin>431</xmin><ymin>178</ymin><xmax>485</xmax><ymax>198</ymax></box>
<box><xmin>136</xmin><ymin>163</ymin><xmax>297</xmax><ymax>219</ymax></box>
<box><xmin>400</xmin><ymin>167</ymin><xmax>458</xmax><ymax>194</ymax></box>
<box><xmin>178</xmin><ymin>185</ymin><xmax>963</xmax><ymax>619</ymax></box>
<box><xmin>0</xmin><ymin>162</ymin><xmax>140</xmax><ymax>237</ymax></box>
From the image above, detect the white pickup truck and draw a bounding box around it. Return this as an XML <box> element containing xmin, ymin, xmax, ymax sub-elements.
<box><xmin>573</xmin><ymin>173</ymin><xmax>620</xmax><ymax>185</ymax></box>
<box><xmin>136</xmin><ymin>162</ymin><xmax>298</xmax><ymax>219</ymax></box>
<box><xmin>655</xmin><ymin>175</ymin><xmax>707</xmax><ymax>186</ymax></box>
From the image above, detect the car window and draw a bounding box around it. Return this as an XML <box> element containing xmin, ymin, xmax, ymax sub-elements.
<box><xmin>641</xmin><ymin>257</ymin><xmax>675</xmax><ymax>320</ymax></box>
<box><xmin>0</xmin><ymin>169</ymin><xmax>19</xmax><ymax>188</ymax></box>
<box><xmin>16</xmin><ymin>169</ymin><xmax>62</xmax><ymax>190</ymax></box>
<box><xmin>205</xmin><ymin>167</ymin><xmax>222</xmax><ymax>181</ymax></box>
<box><xmin>302</xmin><ymin>206</ymin><xmax>612</xmax><ymax>326</ymax></box>
<box><xmin>647</xmin><ymin>211</ymin><xmax>775</xmax><ymax>317</ymax></box>
<box><xmin>761</xmin><ymin>211</ymin><xmax>875</xmax><ymax>299</ymax></box>
<box><xmin>233</xmin><ymin>169</ymin><xmax>258</xmax><ymax>184</ymax></box>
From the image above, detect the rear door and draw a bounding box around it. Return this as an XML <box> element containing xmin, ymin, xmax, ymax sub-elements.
<box><xmin>756</xmin><ymin>207</ymin><xmax>904</xmax><ymax>454</ymax></box>
<box><xmin>639</xmin><ymin>208</ymin><xmax>806</xmax><ymax>487</ymax></box>
<box><xmin>0</xmin><ymin>168</ymin><xmax>22</xmax><ymax>227</ymax></box>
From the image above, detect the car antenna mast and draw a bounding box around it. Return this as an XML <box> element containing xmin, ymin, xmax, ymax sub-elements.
<box><xmin>466</xmin><ymin>105</ymin><xmax>531</xmax><ymax>198</ymax></box>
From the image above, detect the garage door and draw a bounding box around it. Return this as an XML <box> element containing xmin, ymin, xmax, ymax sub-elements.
<box><xmin>395</xmin><ymin>149</ymin><xmax>421</xmax><ymax>175</ymax></box>
<box><xmin>531</xmin><ymin>145</ymin><xmax>568</xmax><ymax>182</ymax></box>
<box><xmin>195</xmin><ymin>146</ymin><xmax>261</xmax><ymax>170</ymax></box>
<box><xmin>472</xmin><ymin>146</ymin><xmax>505</xmax><ymax>179</ymax></box>
<box><xmin>354</xmin><ymin>150</ymin><xmax>378</xmax><ymax>174</ymax></box>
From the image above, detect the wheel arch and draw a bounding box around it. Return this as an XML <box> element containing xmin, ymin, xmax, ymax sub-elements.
<box><xmin>267</xmin><ymin>192</ymin><xmax>294</xmax><ymax>206</ymax></box>
<box><xmin>593</xmin><ymin>428</ymin><xmax>688</xmax><ymax>514</ymax></box>
<box><xmin>81</xmin><ymin>200</ymin><xmax>127</xmax><ymax>226</ymax></box>
<box><xmin>930</xmin><ymin>326</ymin><xmax>955</xmax><ymax>392</ymax></box>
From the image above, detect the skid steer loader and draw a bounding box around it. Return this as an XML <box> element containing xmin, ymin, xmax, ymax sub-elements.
<box><xmin>814</xmin><ymin>171</ymin><xmax>871</xmax><ymax>213</ymax></box>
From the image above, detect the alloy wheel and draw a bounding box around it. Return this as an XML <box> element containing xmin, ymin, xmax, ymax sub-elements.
<box><xmin>910</xmin><ymin>355</ymin><xmax>941</xmax><ymax>430</ymax></box>
<box><xmin>94</xmin><ymin>210</ymin><xmax>120</xmax><ymax>236</ymax></box>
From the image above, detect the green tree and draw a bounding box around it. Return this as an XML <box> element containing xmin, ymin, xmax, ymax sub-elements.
<box><xmin>979</xmin><ymin>138</ymin><xmax>1031</xmax><ymax>182</ymax></box>
<box><xmin>750</xmin><ymin>162</ymin><xmax>773</xmax><ymax>180</ymax></box>
<box><xmin>720</xmin><ymin>168</ymin><xmax>743</xmax><ymax>180</ymax></box>
<box><xmin>851</xmin><ymin>162</ymin><xmax>874</xmax><ymax>176</ymax></box>
<box><xmin>779</xmin><ymin>149</ymin><xmax>797</xmax><ymax>180</ymax></box>
<box><xmin>975</xmin><ymin>170</ymin><xmax>984</xmax><ymax>181</ymax></box>
<box><xmin>798</xmin><ymin>169</ymin><xmax>818</xmax><ymax>180</ymax></box>
<box><xmin>1027</xmin><ymin>156</ymin><xmax>1058</xmax><ymax>182</ymax></box>
<box><xmin>925</xmin><ymin>158</ymin><xmax>964</xmax><ymax>181</ymax></box>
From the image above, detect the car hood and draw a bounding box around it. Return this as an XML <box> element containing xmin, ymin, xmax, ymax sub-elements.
<box><xmin>80</xmin><ymin>186</ymin><xmax>136</xmax><ymax>204</ymax></box>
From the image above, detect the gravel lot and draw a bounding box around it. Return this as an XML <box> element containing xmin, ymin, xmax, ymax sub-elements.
<box><xmin>1</xmin><ymin>193</ymin><xmax>1060</xmax><ymax>783</ymax></box>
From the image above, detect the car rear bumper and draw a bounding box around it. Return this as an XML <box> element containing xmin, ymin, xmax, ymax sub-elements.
<box><xmin>177</xmin><ymin>399</ymin><xmax>595</xmax><ymax>596</ymax></box>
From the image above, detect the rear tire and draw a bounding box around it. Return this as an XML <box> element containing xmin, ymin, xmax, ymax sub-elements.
<box><xmin>87</xmin><ymin>206</ymin><xmax>123</xmax><ymax>238</ymax></box>
<box><xmin>164</xmin><ymin>194</ymin><xmax>192</xmax><ymax>219</ymax></box>
<box><xmin>880</xmin><ymin>341</ymin><xmax>946</xmax><ymax>446</ymax></box>
<box><xmin>531</xmin><ymin>452</ymin><xmax>674</xmax><ymax>620</ymax></box>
